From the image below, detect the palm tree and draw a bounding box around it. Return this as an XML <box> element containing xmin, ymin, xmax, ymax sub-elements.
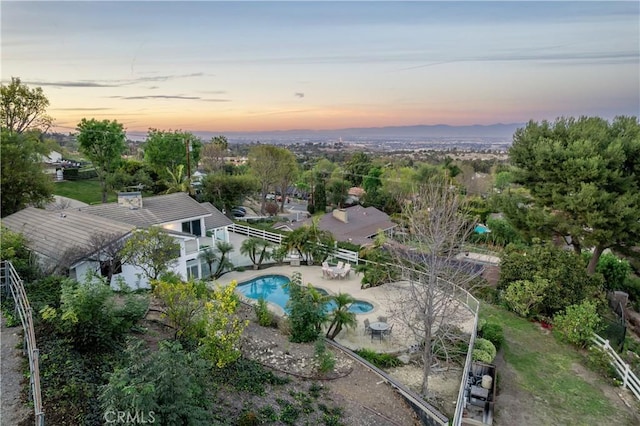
<box><xmin>325</xmin><ymin>292</ymin><xmax>357</xmax><ymax>340</ymax></box>
<box><xmin>281</xmin><ymin>218</ymin><xmax>335</xmax><ymax>265</ymax></box>
<box><xmin>164</xmin><ymin>164</ymin><xmax>191</xmax><ymax>194</ymax></box>
<box><xmin>212</xmin><ymin>240</ymin><xmax>234</xmax><ymax>278</ymax></box>
<box><xmin>239</xmin><ymin>238</ymin><xmax>272</xmax><ymax>270</ymax></box>
<box><xmin>198</xmin><ymin>246</ymin><xmax>218</xmax><ymax>279</ymax></box>
<box><xmin>306</xmin><ymin>284</ymin><xmax>330</xmax><ymax>334</ymax></box>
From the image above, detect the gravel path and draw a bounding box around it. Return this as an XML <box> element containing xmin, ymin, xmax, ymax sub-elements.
<box><xmin>1</xmin><ymin>315</ymin><xmax>31</xmax><ymax>426</ymax></box>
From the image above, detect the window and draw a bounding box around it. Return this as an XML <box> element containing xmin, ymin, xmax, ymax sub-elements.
<box><xmin>186</xmin><ymin>259</ymin><xmax>199</xmax><ymax>280</ymax></box>
<box><xmin>181</xmin><ymin>219</ymin><xmax>203</xmax><ymax>236</ymax></box>
<box><xmin>100</xmin><ymin>259</ymin><xmax>122</xmax><ymax>277</ymax></box>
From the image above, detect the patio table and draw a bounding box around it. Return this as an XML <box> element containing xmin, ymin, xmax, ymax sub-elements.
<box><xmin>369</xmin><ymin>322</ymin><xmax>389</xmax><ymax>340</ymax></box>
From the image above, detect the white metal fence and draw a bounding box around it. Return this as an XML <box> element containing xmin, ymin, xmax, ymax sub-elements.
<box><xmin>227</xmin><ymin>223</ymin><xmax>359</xmax><ymax>264</ymax></box>
<box><xmin>592</xmin><ymin>333</ymin><xmax>640</xmax><ymax>401</ymax></box>
<box><xmin>228</xmin><ymin>223</ymin><xmax>284</xmax><ymax>244</ymax></box>
<box><xmin>1</xmin><ymin>261</ymin><xmax>45</xmax><ymax>426</ymax></box>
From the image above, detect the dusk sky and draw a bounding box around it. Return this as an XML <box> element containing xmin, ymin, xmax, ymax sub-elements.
<box><xmin>2</xmin><ymin>1</ymin><xmax>638</xmax><ymax>134</ymax></box>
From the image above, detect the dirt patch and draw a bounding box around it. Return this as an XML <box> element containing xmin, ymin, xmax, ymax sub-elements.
<box><xmin>235</xmin><ymin>304</ymin><xmax>422</xmax><ymax>425</ymax></box>
<box><xmin>1</xmin><ymin>315</ymin><xmax>31</xmax><ymax>426</ymax></box>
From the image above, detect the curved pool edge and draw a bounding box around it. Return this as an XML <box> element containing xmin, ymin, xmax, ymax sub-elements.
<box><xmin>233</xmin><ymin>273</ymin><xmax>377</xmax><ymax>316</ymax></box>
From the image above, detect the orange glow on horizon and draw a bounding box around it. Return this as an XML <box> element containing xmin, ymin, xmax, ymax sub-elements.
<box><xmin>50</xmin><ymin>105</ymin><xmax>524</xmax><ymax>135</ymax></box>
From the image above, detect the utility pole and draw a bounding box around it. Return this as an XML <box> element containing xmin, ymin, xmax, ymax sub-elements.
<box><xmin>185</xmin><ymin>137</ymin><xmax>191</xmax><ymax>180</ymax></box>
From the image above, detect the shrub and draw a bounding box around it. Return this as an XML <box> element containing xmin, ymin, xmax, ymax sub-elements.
<box><xmin>237</xmin><ymin>411</ymin><xmax>259</xmax><ymax>426</ymax></box>
<box><xmin>474</xmin><ymin>338</ymin><xmax>497</xmax><ymax>361</ymax></box>
<box><xmin>596</xmin><ymin>253</ymin><xmax>631</xmax><ymax>292</ymax></box>
<box><xmin>553</xmin><ymin>301</ymin><xmax>602</xmax><ymax>347</ymax></box>
<box><xmin>285</xmin><ymin>273</ymin><xmax>326</xmax><ymax>343</ymax></box>
<box><xmin>100</xmin><ymin>339</ymin><xmax>214</xmax><ymax>424</ymax></box>
<box><xmin>314</xmin><ymin>339</ymin><xmax>335</xmax><ymax>375</ymax></box>
<box><xmin>255</xmin><ymin>298</ymin><xmax>274</xmax><ymax>327</ymax></box>
<box><xmin>480</xmin><ymin>323</ymin><xmax>505</xmax><ymax>351</ymax></box>
<box><xmin>354</xmin><ymin>348</ymin><xmax>402</xmax><ymax>369</ymax></box>
<box><xmin>41</xmin><ymin>277</ymin><xmax>148</xmax><ymax>351</ymax></box>
<box><xmin>502</xmin><ymin>277</ymin><xmax>550</xmax><ymax>318</ymax></box>
<box><xmin>472</xmin><ymin>348</ymin><xmax>494</xmax><ymax>364</ymax></box>
<box><xmin>586</xmin><ymin>346</ymin><xmax>619</xmax><ymax>384</ymax></box>
<box><xmin>499</xmin><ymin>244</ymin><xmax>603</xmax><ymax>317</ymax></box>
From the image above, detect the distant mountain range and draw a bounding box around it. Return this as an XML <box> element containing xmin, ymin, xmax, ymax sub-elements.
<box><xmin>188</xmin><ymin>123</ymin><xmax>525</xmax><ymax>142</ymax></box>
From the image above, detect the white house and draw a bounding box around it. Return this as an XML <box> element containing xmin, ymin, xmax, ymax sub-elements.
<box><xmin>2</xmin><ymin>192</ymin><xmax>233</xmax><ymax>289</ymax></box>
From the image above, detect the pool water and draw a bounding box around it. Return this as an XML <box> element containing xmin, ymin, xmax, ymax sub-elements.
<box><xmin>237</xmin><ymin>274</ymin><xmax>373</xmax><ymax>314</ymax></box>
<box><xmin>474</xmin><ymin>224</ymin><xmax>491</xmax><ymax>234</ymax></box>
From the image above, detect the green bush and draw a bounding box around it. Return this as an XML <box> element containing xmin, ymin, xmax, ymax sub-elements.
<box><xmin>472</xmin><ymin>348</ymin><xmax>494</xmax><ymax>364</ymax></box>
<box><xmin>596</xmin><ymin>253</ymin><xmax>631</xmax><ymax>292</ymax></box>
<box><xmin>354</xmin><ymin>348</ymin><xmax>402</xmax><ymax>369</ymax></box>
<box><xmin>255</xmin><ymin>298</ymin><xmax>274</xmax><ymax>327</ymax></box>
<box><xmin>553</xmin><ymin>301</ymin><xmax>602</xmax><ymax>348</ymax></box>
<box><xmin>314</xmin><ymin>339</ymin><xmax>335</xmax><ymax>375</ymax></box>
<box><xmin>502</xmin><ymin>277</ymin><xmax>550</xmax><ymax>318</ymax></box>
<box><xmin>41</xmin><ymin>277</ymin><xmax>148</xmax><ymax>351</ymax></box>
<box><xmin>499</xmin><ymin>244</ymin><xmax>603</xmax><ymax>317</ymax></box>
<box><xmin>285</xmin><ymin>273</ymin><xmax>326</xmax><ymax>343</ymax></box>
<box><xmin>586</xmin><ymin>346</ymin><xmax>619</xmax><ymax>384</ymax></box>
<box><xmin>474</xmin><ymin>338</ymin><xmax>497</xmax><ymax>361</ymax></box>
<box><xmin>211</xmin><ymin>358</ymin><xmax>290</xmax><ymax>395</ymax></box>
<box><xmin>100</xmin><ymin>339</ymin><xmax>214</xmax><ymax>424</ymax></box>
<box><xmin>480</xmin><ymin>323</ymin><xmax>505</xmax><ymax>351</ymax></box>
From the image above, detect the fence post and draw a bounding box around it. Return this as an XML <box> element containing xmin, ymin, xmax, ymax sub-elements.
<box><xmin>623</xmin><ymin>363</ymin><xmax>630</xmax><ymax>389</ymax></box>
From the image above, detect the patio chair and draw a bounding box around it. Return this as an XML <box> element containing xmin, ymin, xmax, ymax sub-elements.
<box><xmin>377</xmin><ymin>316</ymin><xmax>387</xmax><ymax>323</ymax></box>
<box><xmin>383</xmin><ymin>324</ymin><xmax>394</xmax><ymax>337</ymax></box>
<box><xmin>336</xmin><ymin>261</ymin><xmax>345</xmax><ymax>270</ymax></box>
<box><xmin>363</xmin><ymin>318</ymin><xmax>372</xmax><ymax>335</ymax></box>
<box><xmin>338</xmin><ymin>264</ymin><xmax>351</xmax><ymax>279</ymax></box>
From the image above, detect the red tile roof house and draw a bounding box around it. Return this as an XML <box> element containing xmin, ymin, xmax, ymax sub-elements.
<box><xmin>2</xmin><ymin>192</ymin><xmax>233</xmax><ymax>289</ymax></box>
<box><xmin>281</xmin><ymin>205</ymin><xmax>397</xmax><ymax>247</ymax></box>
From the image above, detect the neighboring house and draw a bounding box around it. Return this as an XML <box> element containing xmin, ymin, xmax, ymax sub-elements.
<box><xmin>1</xmin><ymin>207</ymin><xmax>135</xmax><ymax>278</ymax></box>
<box><xmin>283</xmin><ymin>205</ymin><xmax>397</xmax><ymax>246</ymax></box>
<box><xmin>41</xmin><ymin>150</ymin><xmax>62</xmax><ymax>164</ymax></box>
<box><xmin>2</xmin><ymin>192</ymin><xmax>233</xmax><ymax>289</ymax></box>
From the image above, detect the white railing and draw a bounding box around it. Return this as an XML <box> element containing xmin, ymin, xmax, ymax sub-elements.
<box><xmin>228</xmin><ymin>223</ymin><xmax>360</xmax><ymax>264</ymax></box>
<box><xmin>333</xmin><ymin>247</ymin><xmax>359</xmax><ymax>264</ymax></box>
<box><xmin>1</xmin><ymin>261</ymin><xmax>45</xmax><ymax>426</ymax></box>
<box><xmin>592</xmin><ymin>334</ymin><xmax>640</xmax><ymax>401</ymax></box>
<box><xmin>228</xmin><ymin>223</ymin><xmax>284</xmax><ymax>244</ymax></box>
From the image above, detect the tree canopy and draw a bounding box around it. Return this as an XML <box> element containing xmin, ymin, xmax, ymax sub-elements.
<box><xmin>507</xmin><ymin>116</ymin><xmax>640</xmax><ymax>273</ymax></box>
<box><xmin>76</xmin><ymin>118</ymin><xmax>127</xmax><ymax>203</ymax></box>
<box><xmin>1</xmin><ymin>129</ymin><xmax>53</xmax><ymax>216</ymax></box>
<box><xmin>143</xmin><ymin>129</ymin><xmax>202</xmax><ymax>179</ymax></box>
<box><xmin>120</xmin><ymin>227</ymin><xmax>180</xmax><ymax>282</ymax></box>
<box><xmin>248</xmin><ymin>144</ymin><xmax>294</xmax><ymax>214</ymax></box>
<box><xmin>1</xmin><ymin>77</ymin><xmax>53</xmax><ymax>133</ymax></box>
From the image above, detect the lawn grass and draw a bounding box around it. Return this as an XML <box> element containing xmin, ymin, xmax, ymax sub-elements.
<box><xmin>52</xmin><ymin>179</ymin><xmax>116</xmax><ymax>204</ymax></box>
<box><xmin>480</xmin><ymin>303</ymin><xmax>628</xmax><ymax>425</ymax></box>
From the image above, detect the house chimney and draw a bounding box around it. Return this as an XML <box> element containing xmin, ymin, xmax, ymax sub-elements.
<box><xmin>117</xmin><ymin>191</ymin><xmax>143</xmax><ymax>210</ymax></box>
<box><xmin>333</xmin><ymin>208</ymin><xmax>348</xmax><ymax>223</ymax></box>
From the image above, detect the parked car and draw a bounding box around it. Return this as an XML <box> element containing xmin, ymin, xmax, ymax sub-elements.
<box><xmin>231</xmin><ymin>208</ymin><xmax>246</xmax><ymax>218</ymax></box>
<box><xmin>233</xmin><ymin>206</ymin><xmax>246</xmax><ymax>214</ymax></box>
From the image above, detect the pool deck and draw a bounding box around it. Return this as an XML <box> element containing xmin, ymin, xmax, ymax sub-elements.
<box><xmin>217</xmin><ymin>264</ymin><xmax>475</xmax><ymax>354</ymax></box>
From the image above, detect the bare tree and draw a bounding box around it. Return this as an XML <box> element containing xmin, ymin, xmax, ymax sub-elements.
<box><xmin>87</xmin><ymin>232</ymin><xmax>128</xmax><ymax>284</ymax></box>
<box><xmin>387</xmin><ymin>179</ymin><xmax>481</xmax><ymax>396</ymax></box>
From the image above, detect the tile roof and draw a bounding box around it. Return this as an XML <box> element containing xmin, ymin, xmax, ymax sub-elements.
<box><xmin>200</xmin><ymin>202</ymin><xmax>233</xmax><ymax>230</ymax></box>
<box><xmin>1</xmin><ymin>207</ymin><xmax>134</xmax><ymax>262</ymax></box>
<box><xmin>289</xmin><ymin>205</ymin><xmax>396</xmax><ymax>245</ymax></box>
<box><xmin>80</xmin><ymin>192</ymin><xmax>211</xmax><ymax>228</ymax></box>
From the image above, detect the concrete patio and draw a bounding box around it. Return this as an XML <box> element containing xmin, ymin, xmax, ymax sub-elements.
<box><xmin>217</xmin><ymin>263</ymin><xmax>475</xmax><ymax>354</ymax></box>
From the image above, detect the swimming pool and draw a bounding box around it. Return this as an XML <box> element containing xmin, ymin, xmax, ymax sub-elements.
<box><xmin>236</xmin><ymin>274</ymin><xmax>374</xmax><ymax>314</ymax></box>
<box><xmin>474</xmin><ymin>224</ymin><xmax>491</xmax><ymax>234</ymax></box>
